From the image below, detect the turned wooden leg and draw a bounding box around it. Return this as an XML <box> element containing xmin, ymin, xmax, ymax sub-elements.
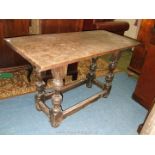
<box><xmin>104</xmin><ymin>51</ymin><xmax>122</xmax><ymax>97</ymax></box>
<box><xmin>86</xmin><ymin>57</ymin><xmax>98</xmax><ymax>88</ymax></box>
<box><xmin>50</xmin><ymin>66</ymin><xmax>67</xmax><ymax>127</ymax></box>
<box><xmin>35</xmin><ymin>72</ymin><xmax>46</xmax><ymax>111</ymax></box>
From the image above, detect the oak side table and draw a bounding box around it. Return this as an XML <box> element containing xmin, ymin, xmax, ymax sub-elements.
<box><xmin>5</xmin><ymin>30</ymin><xmax>139</xmax><ymax>127</ymax></box>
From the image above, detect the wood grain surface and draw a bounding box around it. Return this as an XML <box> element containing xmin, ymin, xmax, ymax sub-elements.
<box><xmin>5</xmin><ymin>30</ymin><xmax>139</xmax><ymax>72</ymax></box>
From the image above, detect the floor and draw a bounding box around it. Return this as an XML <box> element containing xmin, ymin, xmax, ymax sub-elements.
<box><xmin>0</xmin><ymin>73</ymin><xmax>147</xmax><ymax>135</ymax></box>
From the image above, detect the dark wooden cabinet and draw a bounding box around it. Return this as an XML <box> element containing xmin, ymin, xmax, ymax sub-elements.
<box><xmin>0</xmin><ymin>20</ymin><xmax>30</xmax><ymax>68</ymax></box>
<box><xmin>128</xmin><ymin>20</ymin><xmax>155</xmax><ymax>74</ymax></box>
<box><xmin>132</xmin><ymin>20</ymin><xmax>155</xmax><ymax>110</ymax></box>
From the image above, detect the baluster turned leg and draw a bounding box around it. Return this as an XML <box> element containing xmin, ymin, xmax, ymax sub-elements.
<box><xmin>35</xmin><ymin>72</ymin><xmax>46</xmax><ymax>111</ymax></box>
<box><xmin>86</xmin><ymin>57</ymin><xmax>98</xmax><ymax>88</ymax></box>
<box><xmin>50</xmin><ymin>66</ymin><xmax>67</xmax><ymax>127</ymax></box>
<box><xmin>104</xmin><ymin>51</ymin><xmax>122</xmax><ymax>97</ymax></box>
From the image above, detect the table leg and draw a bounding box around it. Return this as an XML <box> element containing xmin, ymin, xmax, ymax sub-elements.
<box><xmin>35</xmin><ymin>72</ymin><xmax>46</xmax><ymax>111</ymax></box>
<box><xmin>34</xmin><ymin>52</ymin><xmax>122</xmax><ymax>128</ymax></box>
<box><xmin>104</xmin><ymin>51</ymin><xmax>122</xmax><ymax>97</ymax></box>
<box><xmin>50</xmin><ymin>66</ymin><xmax>67</xmax><ymax>127</ymax></box>
<box><xmin>86</xmin><ymin>57</ymin><xmax>98</xmax><ymax>88</ymax></box>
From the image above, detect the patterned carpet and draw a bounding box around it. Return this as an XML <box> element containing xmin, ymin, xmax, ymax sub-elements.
<box><xmin>0</xmin><ymin>50</ymin><xmax>133</xmax><ymax>99</ymax></box>
<box><xmin>0</xmin><ymin>57</ymin><xmax>118</xmax><ymax>99</ymax></box>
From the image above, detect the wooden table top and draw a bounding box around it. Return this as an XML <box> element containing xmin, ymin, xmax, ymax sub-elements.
<box><xmin>5</xmin><ymin>30</ymin><xmax>139</xmax><ymax>72</ymax></box>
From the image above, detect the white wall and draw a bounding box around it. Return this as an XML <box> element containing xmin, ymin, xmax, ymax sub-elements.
<box><xmin>29</xmin><ymin>19</ymin><xmax>41</xmax><ymax>34</ymax></box>
<box><xmin>115</xmin><ymin>19</ymin><xmax>141</xmax><ymax>39</ymax></box>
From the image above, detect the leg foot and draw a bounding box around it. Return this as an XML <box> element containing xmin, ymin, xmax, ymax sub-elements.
<box><xmin>50</xmin><ymin>93</ymin><xmax>63</xmax><ymax>127</ymax></box>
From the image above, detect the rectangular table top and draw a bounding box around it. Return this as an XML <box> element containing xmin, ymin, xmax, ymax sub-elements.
<box><xmin>5</xmin><ymin>30</ymin><xmax>139</xmax><ymax>72</ymax></box>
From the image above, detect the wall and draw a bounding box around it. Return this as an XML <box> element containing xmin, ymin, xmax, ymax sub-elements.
<box><xmin>29</xmin><ymin>19</ymin><xmax>41</xmax><ymax>34</ymax></box>
<box><xmin>30</xmin><ymin>19</ymin><xmax>141</xmax><ymax>38</ymax></box>
<box><xmin>115</xmin><ymin>19</ymin><xmax>141</xmax><ymax>39</ymax></box>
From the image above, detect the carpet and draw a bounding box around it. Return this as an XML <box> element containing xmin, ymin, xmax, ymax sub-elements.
<box><xmin>0</xmin><ymin>73</ymin><xmax>147</xmax><ymax>135</ymax></box>
<box><xmin>0</xmin><ymin>58</ymin><xmax>118</xmax><ymax>99</ymax></box>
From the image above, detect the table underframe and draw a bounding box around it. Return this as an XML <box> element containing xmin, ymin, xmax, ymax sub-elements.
<box><xmin>35</xmin><ymin>51</ymin><xmax>122</xmax><ymax>127</ymax></box>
